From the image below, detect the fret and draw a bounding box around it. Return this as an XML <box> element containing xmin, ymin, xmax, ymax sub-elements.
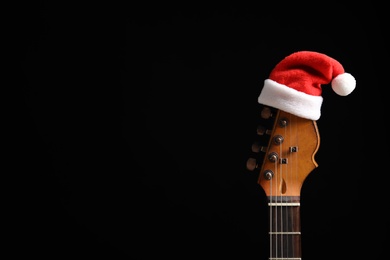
<box><xmin>268</xmin><ymin>202</ymin><xmax>300</xmax><ymax>206</ymax></box>
<box><xmin>269</xmin><ymin>232</ymin><xmax>301</xmax><ymax>235</ymax></box>
<box><xmin>270</xmin><ymin>258</ymin><xmax>301</xmax><ymax>260</ymax></box>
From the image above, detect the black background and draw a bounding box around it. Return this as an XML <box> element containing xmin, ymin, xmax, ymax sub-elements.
<box><xmin>14</xmin><ymin>2</ymin><xmax>388</xmax><ymax>259</ymax></box>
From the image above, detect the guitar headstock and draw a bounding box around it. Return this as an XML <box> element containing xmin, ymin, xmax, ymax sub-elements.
<box><xmin>247</xmin><ymin>104</ymin><xmax>320</xmax><ymax>197</ymax></box>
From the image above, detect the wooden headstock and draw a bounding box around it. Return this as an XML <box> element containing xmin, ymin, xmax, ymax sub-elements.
<box><xmin>247</xmin><ymin>105</ymin><xmax>320</xmax><ymax>197</ymax></box>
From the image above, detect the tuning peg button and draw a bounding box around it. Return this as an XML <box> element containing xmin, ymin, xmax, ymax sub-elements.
<box><xmin>261</xmin><ymin>106</ymin><xmax>272</xmax><ymax>119</ymax></box>
<box><xmin>252</xmin><ymin>142</ymin><xmax>267</xmax><ymax>153</ymax></box>
<box><xmin>257</xmin><ymin>126</ymin><xmax>272</xmax><ymax>136</ymax></box>
<box><xmin>257</xmin><ymin>126</ymin><xmax>266</xmax><ymax>135</ymax></box>
<box><xmin>246</xmin><ymin>158</ymin><xmax>258</xmax><ymax>171</ymax></box>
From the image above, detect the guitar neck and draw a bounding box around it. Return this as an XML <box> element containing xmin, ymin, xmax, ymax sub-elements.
<box><xmin>247</xmin><ymin>105</ymin><xmax>319</xmax><ymax>260</ymax></box>
<box><xmin>268</xmin><ymin>196</ymin><xmax>301</xmax><ymax>260</ymax></box>
<box><xmin>248</xmin><ymin>51</ymin><xmax>355</xmax><ymax>260</ymax></box>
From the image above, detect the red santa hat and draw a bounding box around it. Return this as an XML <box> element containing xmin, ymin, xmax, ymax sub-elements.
<box><xmin>258</xmin><ymin>51</ymin><xmax>356</xmax><ymax>120</ymax></box>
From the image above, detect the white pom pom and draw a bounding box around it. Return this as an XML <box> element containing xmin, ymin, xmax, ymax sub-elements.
<box><xmin>331</xmin><ymin>73</ymin><xmax>356</xmax><ymax>96</ymax></box>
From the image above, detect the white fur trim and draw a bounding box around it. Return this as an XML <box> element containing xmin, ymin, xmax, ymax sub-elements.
<box><xmin>331</xmin><ymin>73</ymin><xmax>356</xmax><ymax>96</ymax></box>
<box><xmin>258</xmin><ymin>79</ymin><xmax>323</xmax><ymax>120</ymax></box>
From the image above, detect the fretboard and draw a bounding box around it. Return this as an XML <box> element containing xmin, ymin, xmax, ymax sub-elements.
<box><xmin>268</xmin><ymin>196</ymin><xmax>301</xmax><ymax>260</ymax></box>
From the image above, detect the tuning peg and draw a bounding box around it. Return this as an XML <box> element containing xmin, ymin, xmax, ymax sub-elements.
<box><xmin>257</xmin><ymin>125</ymin><xmax>266</xmax><ymax>135</ymax></box>
<box><xmin>246</xmin><ymin>158</ymin><xmax>258</xmax><ymax>171</ymax></box>
<box><xmin>251</xmin><ymin>142</ymin><xmax>267</xmax><ymax>153</ymax></box>
<box><xmin>273</xmin><ymin>134</ymin><xmax>284</xmax><ymax>145</ymax></box>
<box><xmin>268</xmin><ymin>152</ymin><xmax>279</xmax><ymax>162</ymax></box>
<box><xmin>279</xmin><ymin>118</ymin><xmax>288</xmax><ymax>127</ymax></box>
<box><xmin>257</xmin><ymin>126</ymin><xmax>272</xmax><ymax>136</ymax></box>
<box><xmin>261</xmin><ymin>106</ymin><xmax>272</xmax><ymax>119</ymax></box>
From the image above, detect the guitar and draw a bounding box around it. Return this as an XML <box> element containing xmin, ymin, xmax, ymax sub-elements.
<box><xmin>246</xmin><ymin>104</ymin><xmax>320</xmax><ymax>260</ymax></box>
<box><xmin>246</xmin><ymin>51</ymin><xmax>355</xmax><ymax>260</ymax></box>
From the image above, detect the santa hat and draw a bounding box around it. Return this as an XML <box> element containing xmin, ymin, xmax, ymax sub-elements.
<box><xmin>258</xmin><ymin>51</ymin><xmax>356</xmax><ymax>120</ymax></box>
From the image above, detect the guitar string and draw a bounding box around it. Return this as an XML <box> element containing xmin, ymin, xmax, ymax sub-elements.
<box><xmin>291</xmin><ymin>113</ymin><xmax>295</xmax><ymax>259</ymax></box>
<box><xmin>275</xmin><ymin>114</ymin><xmax>280</xmax><ymax>260</ymax></box>
<box><xmin>269</xmin><ymin>110</ymin><xmax>274</xmax><ymax>260</ymax></box>
<box><xmin>291</xmin><ymin>113</ymin><xmax>300</xmax><ymax>259</ymax></box>
<box><xmin>271</xmin><ymin>114</ymin><xmax>277</xmax><ymax>260</ymax></box>
<box><xmin>272</xmin><ymin>112</ymin><xmax>282</xmax><ymax>260</ymax></box>
<box><xmin>267</xmin><ymin>107</ymin><xmax>273</xmax><ymax>260</ymax></box>
<box><xmin>282</xmin><ymin>116</ymin><xmax>287</xmax><ymax>260</ymax></box>
<box><xmin>276</xmin><ymin>112</ymin><xmax>286</xmax><ymax>259</ymax></box>
<box><xmin>293</xmin><ymin>114</ymin><xmax>299</xmax><ymax>258</ymax></box>
<box><xmin>274</xmin><ymin>155</ymin><xmax>278</xmax><ymax>260</ymax></box>
<box><xmin>285</xmin><ymin>113</ymin><xmax>291</xmax><ymax>259</ymax></box>
<box><xmin>279</xmin><ymin>141</ymin><xmax>283</xmax><ymax>259</ymax></box>
<box><xmin>270</xmin><ymin>161</ymin><xmax>273</xmax><ymax>260</ymax></box>
<box><xmin>288</xmin><ymin>112</ymin><xmax>294</xmax><ymax>259</ymax></box>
